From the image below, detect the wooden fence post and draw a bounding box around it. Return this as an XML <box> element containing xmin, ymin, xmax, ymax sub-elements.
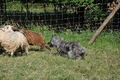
<box><xmin>88</xmin><ymin>2</ymin><xmax>120</xmax><ymax>44</ymax></box>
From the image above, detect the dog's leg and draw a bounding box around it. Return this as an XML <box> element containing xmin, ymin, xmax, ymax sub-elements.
<box><xmin>75</xmin><ymin>57</ymin><xmax>81</xmax><ymax>60</ymax></box>
<box><xmin>53</xmin><ymin>48</ymin><xmax>61</xmax><ymax>55</ymax></box>
<box><xmin>53</xmin><ymin>51</ymin><xmax>61</xmax><ymax>55</ymax></box>
<box><xmin>80</xmin><ymin>53</ymin><xmax>85</xmax><ymax>60</ymax></box>
<box><xmin>68</xmin><ymin>50</ymin><xmax>73</xmax><ymax>58</ymax></box>
<box><xmin>53</xmin><ymin>48</ymin><xmax>58</xmax><ymax>55</ymax></box>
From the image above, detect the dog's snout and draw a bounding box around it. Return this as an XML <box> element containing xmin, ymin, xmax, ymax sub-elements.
<box><xmin>48</xmin><ymin>42</ymin><xmax>50</xmax><ymax>45</ymax></box>
<box><xmin>48</xmin><ymin>42</ymin><xmax>54</xmax><ymax>47</ymax></box>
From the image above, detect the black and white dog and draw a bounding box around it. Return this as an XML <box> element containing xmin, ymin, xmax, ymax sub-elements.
<box><xmin>48</xmin><ymin>35</ymin><xmax>86</xmax><ymax>60</ymax></box>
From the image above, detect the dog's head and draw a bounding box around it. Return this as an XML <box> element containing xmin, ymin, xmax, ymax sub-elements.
<box><xmin>48</xmin><ymin>35</ymin><xmax>63</xmax><ymax>47</ymax></box>
<box><xmin>48</xmin><ymin>42</ymin><xmax>54</xmax><ymax>47</ymax></box>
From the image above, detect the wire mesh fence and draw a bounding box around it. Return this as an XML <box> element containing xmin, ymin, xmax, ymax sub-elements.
<box><xmin>0</xmin><ymin>0</ymin><xmax>120</xmax><ymax>32</ymax></box>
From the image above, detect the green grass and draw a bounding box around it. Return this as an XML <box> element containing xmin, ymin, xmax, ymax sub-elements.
<box><xmin>2</xmin><ymin>1</ymin><xmax>120</xmax><ymax>79</ymax></box>
<box><xmin>0</xmin><ymin>26</ymin><xmax>120</xmax><ymax>80</ymax></box>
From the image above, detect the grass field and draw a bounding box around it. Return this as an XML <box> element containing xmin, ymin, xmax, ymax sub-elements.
<box><xmin>0</xmin><ymin>26</ymin><xmax>120</xmax><ymax>80</ymax></box>
<box><xmin>1</xmin><ymin>1</ymin><xmax>120</xmax><ymax>80</ymax></box>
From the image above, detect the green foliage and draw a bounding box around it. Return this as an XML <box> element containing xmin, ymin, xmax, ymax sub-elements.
<box><xmin>48</xmin><ymin>0</ymin><xmax>108</xmax><ymax>21</ymax></box>
<box><xmin>94</xmin><ymin>0</ymin><xmax>113</xmax><ymax>3</ymax></box>
<box><xmin>85</xmin><ymin>4</ymin><xmax>107</xmax><ymax>21</ymax></box>
<box><xmin>6</xmin><ymin>0</ymin><xmax>22</xmax><ymax>11</ymax></box>
<box><xmin>49</xmin><ymin>0</ymin><xmax>95</xmax><ymax>7</ymax></box>
<box><xmin>70</xmin><ymin>0</ymin><xmax>95</xmax><ymax>7</ymax></box>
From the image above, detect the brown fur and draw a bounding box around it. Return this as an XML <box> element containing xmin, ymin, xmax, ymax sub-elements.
<box><xmin>11</xmin><ymin>26</ymin><xmax>51</xmax><ymax>51</ymax></box>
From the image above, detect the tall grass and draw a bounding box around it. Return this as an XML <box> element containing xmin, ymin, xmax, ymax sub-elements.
<box><xmin>0</xmin><ymin>26</ymin><xmax>120</xmax><ymax>80</ymax></box>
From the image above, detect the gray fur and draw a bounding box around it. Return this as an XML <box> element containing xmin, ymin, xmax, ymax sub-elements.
<box><xmin>48</xmin><ymin>35</ymin><xmax>86</xmax><ymax>60</ymax></box>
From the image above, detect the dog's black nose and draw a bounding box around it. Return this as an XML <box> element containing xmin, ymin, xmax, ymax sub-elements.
<box><xmin>48</xmin><ymin>42</ymin><xmax>50</xmax><ymax>44</ymax></box>
<box><xmin>48</xmin><ymin>42</ymin><xmax>54</xmax><ymax>47</ymax></box>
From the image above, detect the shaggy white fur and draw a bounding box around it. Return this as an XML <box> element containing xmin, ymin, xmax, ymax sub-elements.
<box><xmin>0</xmin><ymin>25</ymin><xmax>29</xmax><ymax>57</ymax></box>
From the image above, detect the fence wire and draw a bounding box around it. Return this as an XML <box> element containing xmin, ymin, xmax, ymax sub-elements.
<box><xmin>0</xmin><ymin>0</ymin><xmax>120</xmax><ymax>32</ymax></box>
